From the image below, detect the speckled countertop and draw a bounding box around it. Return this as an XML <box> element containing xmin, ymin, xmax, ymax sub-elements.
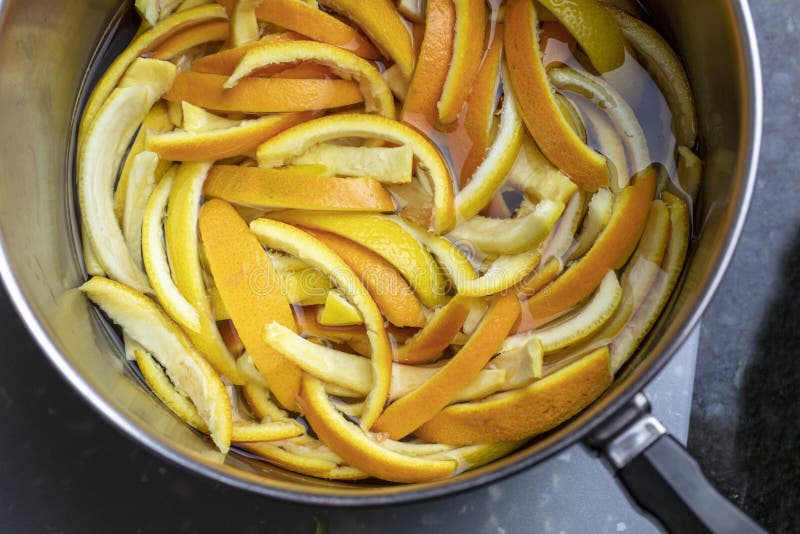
<box><xmin>1</xmin><ymin>0</ymin><xmax>798</xmax><ymax>533</ymax></box>
<box><xmin>687</xmin><ymin>3</ymin><xmax>800</xmax><ymax>533</ymax></box>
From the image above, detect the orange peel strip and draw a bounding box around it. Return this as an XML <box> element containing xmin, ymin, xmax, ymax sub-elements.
<box><xmin>81</xmin><ymin>276</ymin><xmax>232</xmax><ymax>452</ymax></box>
<box><xmin>394</xmin><ymin>296</ymin><xmax>473</xmax><ymax>364</ymax></box>
<box><xmin>255</xmin><ymin>113</ymin><xmax>456</xmax><ymax>233</ymax></box>
<box><xmin>401</xmin><ymin>0</ymin><xmax>455</xmax><ymax>131</ymax></box>
<box><xmin>79</xmin><ymin>4</ymin><xmax>226</xmax><ymax>139</ymax></box>
<box><xmin>225</xmin><ymin>41</ymin><xmax>395</xmax><ymax>118</ymax></box>
<box><xmin>318</xmin><ymin>0</ymin><xmax>415</xmax><ymax>79</ymax></box>
<box><xmin>450</xmin><ymin>23</ymin><xmax>502</xmax><ymax>187</ymax></box>
<box><xmin>523</xmin><ymin>168</ymin><xmax>655</xmax><ymax>325</ymax></box>
<box><xmin>415</xmin><ymin>346</ymin><xmax>612</xmax><ymax>445</ymax></box>
<box><xmin>437</xmin><ymin>0</ymin><xmax>487</xmax><ymax>125</ymax></box>
<box><xmin>249</xmin><ymin>218</ymin><xmax>392</xmax><ymax>430</ymax></box>
<box><xmin>307</xmin><ymin>230</ymin><xmax>426</xmax><ymax>327</ymax></box>
<box><xmin>217</xmin><ymin>0</ymin><xmax>381</xmax><ymax>59</ymax></box>
<box><xmin>198</xmin><ymin>199</ymin><xmax>302</xmax><ymax>409</ymax></box>
<box><xmin>300</xmin><ymin>374</ymin><xmax>457</xmax><ymax>482</ymax></box>
<box><xmin>505</xmin><ymin>0</ymin><xmax>608</xmax><ymax>192</ymax></box>
<box><xmin>203</xmin><ymin>165</ymin><xmax>395</xmax><ymax>211</ymax></box>
<box><xmin>150</xmin><ymin>20</ymin><xmax>230</xmax><ymax>59</ymax></box>
<box><xmin>265</xmin><ymin>212</ymin><xmax>448</xmax><ymax>308</ymax></box>
<box><xmin>374</xmin><ymin>293</ymin><xmax>521</xmax><ymax>439</ymax></box>
<box><xmin>162</xmin><ymin>72</ymin><xmax>364</xmax><ymax>113</ymax></box>
<box><xmin>146</xmin><ymin>110</ymin><xmax>313</xmax><ymax>161</ymax></box>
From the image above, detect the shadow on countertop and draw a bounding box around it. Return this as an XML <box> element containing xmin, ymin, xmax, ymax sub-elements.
<box><xmin>733</xmin><ymin>224</ymin><xmax>800</xmax><ymax>533</ymax></box>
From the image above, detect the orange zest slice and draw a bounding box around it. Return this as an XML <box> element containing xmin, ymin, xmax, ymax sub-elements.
<box><xmin>266</xmin><ymin>211</ymin><xmax>448</xmax><ymax>308</ymax></box>
<box><xmin>146</xmin><ymin>110</ymin><xmax>312</xmax><ymax>161</ymax></box>
<box><xmin>449</xmin><ymin>23</ymin><xmax>502</xmax><ymax>186</ymax></box>
<box><xmin>191</xmin><ymin>32</ymin><xmax>302</xmax><ymax>74</ymax></box>
<box><xmin>401</xmin><ymin>0</ymin><xmax>455</xmax><ymax>131</ymax></box>
<box><xmin>198</xmin><ymin>199</ymin><xmax>302</xmax><ymax>409</ymax></box>
<box><xmin>394</xmin><ymin>296</ymin><xmax>473</xmax><ymax>364</ymax></box>
<box><xmin>318</xmin><ymin>0</ymin><xmax>415</xmax><ymax>79</ymax></box>
<box><xmin>373</xmin><ymin>292</ymin><xmax>520</xmax><ymax>439</ymax></box>
<box><xmin>505</xmin><ymin>0</ymin><xmax>608</xmax><ymax>192</ymax></box>
<box><xmin>150</xmin><ymin>20</ymin><xmax>230</xmax><ymax>60</ymax></box>
<box><xmin>202</xmin><ymin>165</ymin><xmax>395</xmax><ymax>211</ymax></box>
<box><xmin>437</xmin><ymin>0</ymin><xmax>487</xmax><ymax>125</ymax></box>
<box><xmin>300</xmin><ymin>374</ymin><xmax>457</xmax><ymax>482</ymax></box>
<box><xmin>217</xmin><ymin>0</ymin><xmax>381</xmax><ymax>59</ymax></box>
<box><xmin>523</xmin><ymin>168</ymin><xmax>655</xmax><ymax>325</ymax></box>
<box><xmin>162</xmin><ymin>72</ymin><xmax>364</xmax><ymax>113</ymax></box>
<box><xmin>225</xmin><ymin>41</ymin><xmax>396</xmax><ymax>118</ymax></box>
<box><xmin>307</xmin><ymin>229</ymin><xmax>426</xmax><ymax>327</ymax></box>
<box><xmin>415</xmin><ymin>346</ymin><xmax>612</xmax><ymax>445</ymax></box>
<box><xmin>537</xmin><ymin>0</ymin><xmax>625</xmax><ymax>73</ymax></box>
<box><xmin>255</xmin><ymin>113</ymin><xmax>456</xmax><ymax>233</ymax></box>
<box><xmin>249</xmin><ymin>218</ymin><xmax>392</xmax><ymax>430</ymax></box>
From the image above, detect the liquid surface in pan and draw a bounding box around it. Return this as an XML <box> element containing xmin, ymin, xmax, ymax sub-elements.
<box><xmin>75</xmin><ymin>0</ymin><xmax>701</xmax><ymax>483</ymax></box>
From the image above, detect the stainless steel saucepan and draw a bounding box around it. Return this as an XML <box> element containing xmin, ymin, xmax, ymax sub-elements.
<box><xmin>0</xmin><ymin>1</ymin><xmax>764</xmax><ymax>531</ymax></box>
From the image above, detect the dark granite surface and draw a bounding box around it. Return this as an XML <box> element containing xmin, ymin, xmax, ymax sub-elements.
<box><xmin>1</xmin><ymin>1</ymin><xmax>798</xmax><ymax>533</ymax></box>
<box><xmin>686</xmin><ymin>2</ymin><xmax>800</xmax><ymax>533</ymax></box>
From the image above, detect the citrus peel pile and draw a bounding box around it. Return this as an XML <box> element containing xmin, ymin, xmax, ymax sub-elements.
<box><xmin>77</xmin><ymin>0</ymin><xmax>700</xmax><ymax>483</ymax></box>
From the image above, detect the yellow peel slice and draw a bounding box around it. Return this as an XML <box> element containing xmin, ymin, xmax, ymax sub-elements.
<box><xmin>318</xmin><ymin>0</ymin><xmax>416</xmax><ymax>80</ymax></box>
<box><xmin>448</xmin><ymin>199</ymin><xmax>564</xmax><ymax>256</ymax></box>
<box><xmin>241</xmin><ymin>438</ymin><xmax>368</xmax><ymax>480</ymax></box>
<box><xmin>373</xmin><ymin>293</ymin><xmax>520</xmax><ymax>439</ymax></box>
<box><xmin>569</xmin><ymin>188</ymin><xmax>614</xmax><ymax>260</ymax></box>
<box><xmin>605</xmin><ymin>6</ymin><xmax>697</xmax><ymax>146</ymax></box>
<box><xmin>610</xmin><ymin>193</ymin><xmax>688</xmax><ymax>372</ymax></box>
<box><xmin>256</xmin><ymin>113</ymin><xmax>456</xmax><ymax>233</ymax></box>
<box><xmin>537</xmin><ymin>0</ymin><xmax>625</xmax><ymax>73</ymax></box>
<box><xmin>506</xmin><ymin>135</ymin><xmax>579</xmax><ymax>205</ymax></box>
<box><xmin>141</xmin><ymin>169</ymin><xmax>202</xmax><ymax>334</ymax></box>
<box><xmin>577</xmin><ymin>92</ymin><xmax>630</xmax><ymax>190</ymax></box>
<box><xmin>267</xmin><ymin>212</ymin><xmax>447</xmax><ymax>308</ymax></box>
<box><xmin>147</xmin><ymin>111</ymin><xmax>312</xmax><ymax>162</ymax></box>
<box><xmin>415</xmin><ymin>346</ymin><xmax>612</xmax><ymax>445</ymax></box>
<box><xmin>455</xmin><ymin>68</ymin><xmax>525</xmax><ymax>221</ymax></box>
<box><xmin>134</xmin><ymin>348</ymin><xmax>208</xmax><ymax>431</ymax></box>
<box><xmin>165</xmin><ymin>163</ymin><xmax>241</xmax><ymax>382</ymax></box>
<box><xmin>300</xmin><ymin>374</ymin><xmax>457</xmax><ymax>482</ymax></box>
<box><xmin>230</xmin><ymin>0</ymin><xmax>262</xmax><ymax>47</ymax></box>
<box><xmin>79</xmin><ymin>4</ymin><xmax>226</xmax><ymax>140</ymax></box>
<box><xmin>503</xmin><ymin>270</ymin><xmax>621</xmax><ymax>353</ymax></box>
<box><xmin>122</xmin><ymin>151</ymin><xmax>159</xmax><ymax>271</ymax></box>
<box><xmin>250</xmin><ymin>218</ymin><xmax>392</xmax><ymax>430</ymax></box>
<box><xmin>231</xmin><ymin>419</ymin><xmax>305</xmax><ymax>443</ymax></box>
<box><xmin>458</xmin><ymin>250</ymin><xmax>541</xmax><ymax>298</ymax></box>
<box><xmin>290</xmin><ymin>143</ymin><xmax>414</xmax><ymax>184</ymax></box>
<box><xmin>318</xmin><ymin>290</ymin><xmax>364</xmax><ymax>326</ymax></box>
<box><xmin>279</xmin><ymin>267</ymin><xmax>332</xmax><ymax>306</ymax></box>
<box><xmin>81</xmin><ymin>277</ymin><xmax>232</xmax><ymax>452</ymax></box>
<box><xmin>79</xmin><ymin>85</ymin><xmax>154</xmax><ymax>293</ymax></box>
<box><xmin>225</xmin><ymin>41</ymin><xmax>395</xmax><ymax>119</ymax></box>
<box><xmin>437</xmin><ymin>0</ymin><xmax>487</xmax><ymax>124</ymax></box>
<box><xmin>549</xmin><ymin>66</ymin><xmax>651</xmax><ymax>177</ymax></box>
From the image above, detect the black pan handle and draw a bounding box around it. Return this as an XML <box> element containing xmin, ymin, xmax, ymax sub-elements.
<box><xmin>586</xmin><ymin>393</ymin><xmax>766</xmax><ymax>533</ymax></box>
